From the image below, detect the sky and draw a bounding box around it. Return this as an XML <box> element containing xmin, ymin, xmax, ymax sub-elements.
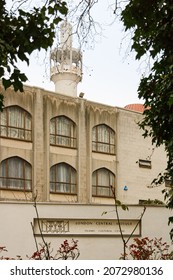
<box><xmin>17</xmin><ymin>0</ymin><xmax>143</xmax><ymax>108</ymax></box>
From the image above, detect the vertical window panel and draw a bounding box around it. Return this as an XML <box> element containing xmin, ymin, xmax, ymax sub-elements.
<box><xmin>0</xmin><ymin>106</ymin><xmax>32</xmax><ymax>141</ymax></box>
<box><xmin>92</xmin><ymin>168</ymin><xmax>115</xmax><ymax>197</ymax></box>
<box><xmin>50</xmin><ymin>163</ymin><xmax>77</xmax><ymax>194</ymax></box>
<box><xmin>50</xmin><ymin>116</ymin><xmax>76</xmax><ymax>148</ymax></box>
<box><xmin>92</xmin><ymin>124</ymin><xmax>115</xmax><ymax>154</ymax></box>
<box><xmin>0</xmin><ymin>157</ymin><xmax>32</xmax><ymax>191</ymax></box>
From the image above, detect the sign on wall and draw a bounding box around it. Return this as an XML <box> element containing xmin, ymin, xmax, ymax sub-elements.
<box><xmin>34</xmin><ymin>218</ymin><xmax>141</xmax><ymax>236</ymax></box>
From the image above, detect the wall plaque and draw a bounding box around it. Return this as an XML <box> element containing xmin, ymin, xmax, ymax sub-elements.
<box><xmin>34</xmin><ymin>218</ymin><xmax>141</xmax><ymax>236</ymax></box>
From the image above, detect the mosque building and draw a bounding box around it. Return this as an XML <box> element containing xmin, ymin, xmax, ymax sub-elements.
<box><xmin>0</xmin><ymin>21</ymin><xmax>171</xmax><ymax>259</ymax></box>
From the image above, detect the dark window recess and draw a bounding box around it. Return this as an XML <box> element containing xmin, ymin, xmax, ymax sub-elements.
<box><xmin>92</xmin><ymin>124</ymin><xmax>115</xmax><ymax>155</ymax></box>
<box><xmin>50</xmin><ymin>116</ymin><xmax>76</xmax><ymax>148</ymax></box>
<box><xmin>165</xmin><ymin>179</ymin><xmax>172</xmax><ymax>188</ymax></box>
<box><xmin>139</xmin><ymin>159</ymin><xmax>151</xmax><ymax>169</ymax></box>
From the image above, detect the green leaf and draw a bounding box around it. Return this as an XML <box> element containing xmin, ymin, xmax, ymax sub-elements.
<box><xmin>168</xmin><ymin>216</ymin><xmax>173</xmax><ymax>225</ymax></box>
<box><xmin>101</xmin><ymin>211</ymin><xmax>107</xmax><ymax>216</ymax></box>
<box><xmin>168</xmin><ymin>94</ymin><xmax>173</xmax><ymax>106</ymax></box>
<box><xmin>121</xmin><ymin>204</ymin><xmax>129</xmax><ymax>211</ymax></box>
<box><xmin>170</xmin><ymin>228</ymin><xmax>173</xmax><ymax>241</ymax></box>
<box><xmin>0</xmin><ymin>67</ymin><xmax>4</xmax><ymax>77</ymax></box>
<box><xmin>54</xmin><ymin>17</ymin><xmax>62</xmax><ymax>25</ymax></box>
<box><xmin>0</xmin><ymin>93</ymin><xmax>4</xmax><ymax>112</ymax></box>
<box><xmin>48</xmin><ymin>6</ymin><xmax>54</xmax><ymax>15</ymax></box>
<box><xmin>19</xmin><ymin>73</ymin><xmax>27</xmax><ymax>82</ymax></box>
<box><xmin>115</xmin><ymin>200</ymin><xmax>122</xmax><ymax>206</ymax></box>
<box><xmin>2</xmin><ymin>78</ymin><xmax>12</xmax><ymax>90</ymax></box>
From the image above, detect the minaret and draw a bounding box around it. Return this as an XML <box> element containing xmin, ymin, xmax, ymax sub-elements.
<box><xmin>50</xmin><ymin>21</ymin><xmax>82</xmax><ymax>97</ymax></box>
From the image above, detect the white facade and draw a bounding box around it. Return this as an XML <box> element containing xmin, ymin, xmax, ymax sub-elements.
<box><xmin>0</xmin><ymin>84</ymin><xmax>172</xmax><ymax>259</ymax></box>
<box><xmin>0</xmin><ymin>202</ymin><xmax>171</xmax><ymax>260</ymax></box>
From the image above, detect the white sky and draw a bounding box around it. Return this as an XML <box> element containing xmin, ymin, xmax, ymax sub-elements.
<box><xmin>17</xmin><ymin>0</ymin><xmax>143</xmax><ymax>108</ymax></box>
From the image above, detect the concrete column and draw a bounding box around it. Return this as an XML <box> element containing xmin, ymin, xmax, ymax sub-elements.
<box><xmin>33</xmin><ymin>88</ymin><xmax>45</xmax><ymax>201</ymax></box>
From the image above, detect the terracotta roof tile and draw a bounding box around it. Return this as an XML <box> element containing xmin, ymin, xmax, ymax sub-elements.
<box><xmin>124</xmin><ymin>103</ymin><xmax>145</xmax><ymax>113</ymax></box>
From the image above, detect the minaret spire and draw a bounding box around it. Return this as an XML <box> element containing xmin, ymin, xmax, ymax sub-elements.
<box><xmin>50</xmin><ymin>21</ymin><xmax>82</xmax><ymax>97</ymax></box>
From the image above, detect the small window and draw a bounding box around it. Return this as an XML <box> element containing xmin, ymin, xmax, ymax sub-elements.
<box><xmin>92</xmin><ymin>168</ymin><xmax>115</xmax><ymax>197</ymax></box>
<box><xmin>139</xmin><ymin>159</ymin><xmax>151</xmax><ymax>169</ymax></box>
<box><xmin>0</xmin><ymin>106</ymin><xmax>32</xmax><ymax>141</ymax></box>
<box><xmin>50</xmin><ymin>116</ymin><xmax>76</xmax><ymax>148</ymax></box>
<box><xmin>165</xmin><ymin>179</ymin><xmax>172</xmax><ymax>188</ymax></box>
<box><xmin>0</xmin><ymin>157</ymin><xmax>32</xmax><ymax>191</ymax></box>
<box><xmin>92</xmin><ymin>124</ymin><xmax>115</xmax><ymax>154</ymax></box>
<box><xmin>50</xmin><ymin>163</ymin><xmax>77</xmax><ymax>194</ymax></box>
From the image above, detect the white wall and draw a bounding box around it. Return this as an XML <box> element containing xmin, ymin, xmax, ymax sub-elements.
<box><xmin>0</xmin><ymin>202</ymin><xmax>172</xmax><ymax>259</ymax></box>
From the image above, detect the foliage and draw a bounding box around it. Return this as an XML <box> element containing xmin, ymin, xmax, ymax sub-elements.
<box><xmin>0</xmin><ymin>246</ymin><xmax>21</xmax><ymax>260</ymax></box>
<box><xmin>0</xmin><ymin>239</ymin><xmax>79</xmax><ymax>260</ymax></box>
<box><xmin>28</xmin><ymin>239</ymin><xmax>79</xmax><ymax>260</ymax></box>
<box><xmin>0</xmin><ymin>0</ymin><xmax>68</xmax><ymax>111</ymax></box>
<box><xmin>0</xmin><ymin>246</ymin><xmax>12</xmax><ymax>260</ymax></box>
<box><xmin>139</xmin><ymin>199</ymin><xmax>165</xmax><ymax>205</ymax></box>
<box><xmin>55</xmin><ymin>239</ymin><xmax>80</xmax><ymax>260</ymax></box>
<box><xmin>121</xmin><ymin>0</ymin><xmax>173</xmax><ymax>238</ymax></box>
<box><xmin>127</xmin><ymin>237</ymin><xmax>172</xmax><ymax>260</ymax></box>
<box><xmin>103</xmin><ymin>186</ymin><xmax>146</xmax><ymax>260</ymax></box>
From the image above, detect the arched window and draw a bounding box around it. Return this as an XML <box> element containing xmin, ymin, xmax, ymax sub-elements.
<box><xmin>92</xmin><ymin>124</ymin><xmax>115</xmax><ymax>154</ymax></box>
<box><xmin>50</xmin><ymin>163</ymin><xmax>77</xmax><ymax>194</ymax></box>
<box><xmin>92</xmin><ymin>168</ymin><xmax>115</xmax><ymax>197</ymax></box>
<box><xmin>0</xmin><ymin>157</ymin><xmax>32</xmax><ymax>191</ymax></box>
<box><xmin>0</xmin><ymin>106</ymin><xmax>32</xmax><ymax>141</ymax></box>
<box><xmin>50</xmin><ymin>116</ymin><xmax>76</xmax><ymax>148</ymax></box>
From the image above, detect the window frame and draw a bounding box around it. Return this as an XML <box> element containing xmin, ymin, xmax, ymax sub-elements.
<box><xmin>139</xmin><ymin>159</ymin><xmax>152</xmax><ymax>169</ymax></box>
<box><xmin>92</xmin><ymin>124</ymin><xmax>115</xmax><ymax>155</ymax></box>
<box><xmin>50</xmin><ymin>162</ymin><xmax>77</xmax><ymax>194</ymax></box>
<box><xmin>50</xmin><ymin>115</ymin><xmax>77</xmax><ymax>148</ymax></box>
<box><xmin>92</xmin><ymin>168</ymin><xmax>115</xmax><ymax>198</ymax></box>
<box><xmin>0</xmin><ymin>105</ymin><xmax>32</xmax><ymax>141</ymax></box>
<box><xmin>0</xmin><ymin>156</ymin><xmax>32</xmax><ymax>191</ymax></box>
